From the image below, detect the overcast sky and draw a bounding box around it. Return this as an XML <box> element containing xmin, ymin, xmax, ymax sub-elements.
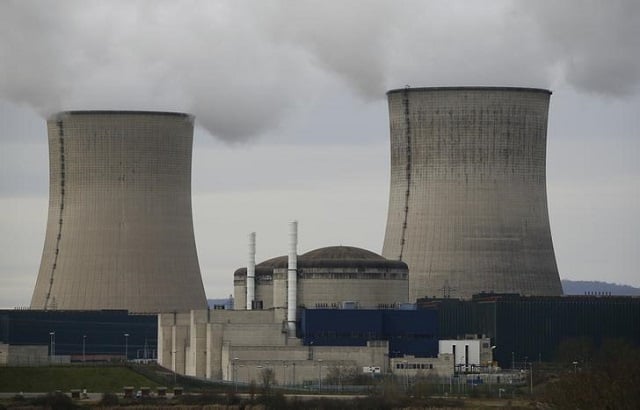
<box><xmin>0</xmin><ymin>0</ymin><xmax>638</xmax><ymax>308</ymax></box>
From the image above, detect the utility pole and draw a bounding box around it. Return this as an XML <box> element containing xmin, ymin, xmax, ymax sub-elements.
<box><xmin>82</xmin><ymin>335</ymin><xmax>86</xmax><ymax>363</ymax></box>
<box><xmin>124</xmin><ymin>333</ymin><xmax>129</xmax><ymax>361</ymax></box>
<box><xmin>49</xmin><ymin>331</ymin><xmax>55</xmax><ymax>359</ymax></box>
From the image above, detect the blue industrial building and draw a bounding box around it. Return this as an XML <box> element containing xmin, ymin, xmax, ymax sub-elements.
<box><xmin>0</xmin><ymin>310</ymin><xmax>157</xmax><ymax>360</ymax></box>
<box><xmin>300</xmin><ymin>308</ymin><xmax>439</xmax><ymax>358</ymax></box>
<box><xmin>7</xmin><ymin>294</ymin><xmax>637</xmax><ymax>369</ymax></box>
<box><xmin>418</xmin><ymin>294</ymin><xmax>640</xmax><ymax>366</ymax></box>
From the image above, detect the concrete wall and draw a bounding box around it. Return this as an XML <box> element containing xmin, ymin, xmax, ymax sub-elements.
<box><xmin>157</xmin><ymin>311</ymin><xmax>191</xmax><ymax>375</ymax></box>
<box><xmin>390</xmin><ymin>354</ymin><xmax>454</xmax><ymax>378</ymax></box>
<box><xmin>255</xmin><ymin>280</ymin><xmax>274</xmax><ymax>310</ymax></box>
<box><xmin>234</xmin><ymin>280</ymin><xmax>246</xmax><ymax>311</ymax></box>
<box><xmin>224</xmin><ymin>342</ymin><xmax>388</xmax><ymax>385</ymax></box>
<box><xmin>382</xmin><ymin>87</ymin><xmax>562</xmax><ymax>300</ymax></box>
<box><xmin>159</xmin><ymin>310</ymin><xmax>284</xmax><ymax>379</ymax></box>
<box><xmin>0</xmin><ymin>344</ymin><xmax>52</xmax><ymax>366</ymax></box>
<box><xmin>272</xmin><ymin>276</ymin><xmax>287</xmax><ymax>313</ymax></box>
<box><xmin>236</xmin><ymin>268</ymin><xmax>408</xmax><ymax>312</ymax></box>
<box><xmin>296</xmin><ymin>274</ymin><xmax>408</xmax><ymax>309</ymax></box>
<box><xmin>187</xmin><ymin>310</ymin><xmax>208</xmax><ymax>378</ymax></box>
<box><xmin>158</xmin><ymin>310</ymin><xmax>389</xmax><ymax>385</ymax></box>
<box><xmin>31</xmin><ymin>111</ymin><xmax>207</xmax><ymax>313</ymax></box>
<box><xmin>234</xmin><ymin>275</ymin><xmax>276</xmax><ymax>311</ymax></box>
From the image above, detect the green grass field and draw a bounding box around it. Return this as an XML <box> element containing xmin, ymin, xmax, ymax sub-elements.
<box><xmin>0</xmin><ymin>365</ymin><xmax>158</xmax><ymax>392</ymax></box>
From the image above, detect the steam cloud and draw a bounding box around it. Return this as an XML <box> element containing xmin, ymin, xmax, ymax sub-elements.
<box><xmin>1</xmin><ymin>0</ymin><xmax>638</xmax><ymax>141</ymax></box>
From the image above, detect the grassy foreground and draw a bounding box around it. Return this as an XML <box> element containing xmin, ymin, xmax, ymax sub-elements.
<box><xmin>0</xmin><ymin>365</ymin><xmax>158</xmax><ymax>392</ymax></box>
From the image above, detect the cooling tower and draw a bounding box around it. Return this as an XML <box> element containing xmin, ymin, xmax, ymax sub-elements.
<box><xmin>31</xmin><ymin>111</ymin><xmax>208</xmax><ymax>313</ymax></box>
<box><xmin>382</xmin><ymin>87</ymin><xmax>563</xmax><ymax>300</ymax></box>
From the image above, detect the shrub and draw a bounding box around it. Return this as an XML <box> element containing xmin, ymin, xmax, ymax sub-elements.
<box><xmin>31</xmin><ymin>392</ymin><xmax>77</xmax><ymax>410</ymax></box>
<box><xmin>100</xmin><ymin>392</ymin><xmax>119</xmax><ymax>406</ymax></box>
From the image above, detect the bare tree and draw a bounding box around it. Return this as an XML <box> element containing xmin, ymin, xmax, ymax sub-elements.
<box><xmin>260</xmin><ymin>367</ymin><xmax>276</xmax><ymax>394</ymax></box>
<box><xmin>325</xmin><ymin>365</ymin><xmax>359</xmax><ymax>386</ymax></box>
<box><xmin>543</xmin><ymin>339</ymin><xmax>640</xmax><ymax>409</ymax></box>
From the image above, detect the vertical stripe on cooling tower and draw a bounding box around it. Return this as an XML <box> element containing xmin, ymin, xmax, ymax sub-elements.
<box><xmin>44</xmin><ymin>120</ymin><xmax>66</xmax><ymax>310</ymax></box>
<box><xmin>398</xmin><ymin>87</ymin><xmax>412</xmax><ymax>260</ymax></box>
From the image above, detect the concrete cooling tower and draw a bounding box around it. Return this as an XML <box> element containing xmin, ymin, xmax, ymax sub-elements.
<box><xmin>31</xmin><ymin>111</ymin><xmax>208</xmax><ymax>313</ymax></box>
<box><xmin>382</xmin><ymin>87</ymin><xmax>563</xmax><ymax>300</ymax></box>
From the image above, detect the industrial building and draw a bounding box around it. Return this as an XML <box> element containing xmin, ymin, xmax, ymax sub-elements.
<box><xmin>16</xmin><ymin>92</ymin><xmax>637</xmax><ymax>390</ymax></box>
<box><xmin>234</xmin><ymin>245</ymin><xmax>409</xmax><ymax>311</ymax></box>
<box><xmin>157</xmin><ymin>222</ymin><xmax>456</xmax><ymax>384</ymax></box>
<box><xmin>31</xmin><ymin>111</ymin><xmax>207</xmax><ymax>313</ymax></box>
<box><xmin>382</xmin><ymin>87</ymin><xmax>563</xmax><ymax>300</ymax></box>
<box><xmin>300</xmin><ymin>309</ymin><xmax>438</xmax><ymax>358</ymax></box>
<box><xmin>157</xmin><ymin>309</ymin><xmax>391</xmax><ymax>384</ymax></box>
<box><xmin>419</xmin><ymin>294</ymin><xmax>640</xmax><ymax>366</ymax></box>
<box><xmin>5</xmin><ymin>293</ymin><xmax>636</xmax><ymax>385</ymax></box>
<box><xmin>158</xmin><ymin>213</ymin><xmax>638</xmax><ymax>385</ymax></box>
<box><xmin>156</xmin><ymin>305</ymin><xmax>499</xmax><ymax>384</ymax></box>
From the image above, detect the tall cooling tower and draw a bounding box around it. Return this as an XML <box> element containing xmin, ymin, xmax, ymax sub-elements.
<box><xmin>31</xmin><ymin>111</ymin><xmax>208</xmax><ymax>313</ymax></box>
<box><xmin>382</xmin><ymin>87</ymin><xmax>563</xmax><ymax>300</ymax></box>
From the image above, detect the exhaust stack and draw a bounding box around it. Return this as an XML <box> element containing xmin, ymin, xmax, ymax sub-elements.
<box><xmin>246</xmin><ymin>232</ymin><xmax>256</xmax><ymax>310</ymax></box>
<box><xmin>287</xmin><ymin>221</ymin><xmax>298</xmax><ymax>336</ymax></box>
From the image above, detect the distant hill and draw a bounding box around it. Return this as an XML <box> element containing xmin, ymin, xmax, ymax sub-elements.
<box><xmin>562</xmin><ymin>279</ymin><xmax>640</xmax><ymax>296</ymax></box>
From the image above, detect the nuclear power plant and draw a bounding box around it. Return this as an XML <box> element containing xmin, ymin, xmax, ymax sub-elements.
<box><xmin>382</xmin><ymin>87</ymin><xmax>563</xmax><ymax>300</ymax></box>
<box><xmin>30</xmin><ymin>111</ymin><xmax>207</xmax><ymax>313</ymax></box>
<box><xmin>156</xmin><ymin>222</ymin><xmax>442</xmax><ymax>383</ymax></box>
<box><xmin>8</xmin><ymin>87</ymin><xmax>635</xmax><ymax>390</ymax></box>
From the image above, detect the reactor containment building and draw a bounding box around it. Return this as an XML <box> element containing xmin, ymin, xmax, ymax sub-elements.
<box><xmin>382</xmin><ymin>87</ymin><xmax>563</xmax><ymax>300</ymax></box>
<box><xmin>31</xmin><ymin>111</ymin><xmax>207</xmax><ymax>313</ymax></box>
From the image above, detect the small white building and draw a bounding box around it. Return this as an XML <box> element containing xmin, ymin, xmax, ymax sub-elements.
<box><xmin>438</xmin><ymin>337</ymin><xmax>493</xmax><ymax>370</ymax></box>
<box><xmin>390</xmin><ymin>354</ymin><xmax>454</xmax><ymax>379</ymax></box>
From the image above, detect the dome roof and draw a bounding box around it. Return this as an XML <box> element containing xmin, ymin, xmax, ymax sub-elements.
<box><xmin>235</xmin><ymin>246</ymin><xmax>407</xmax><ymax>276</ymax></box>
<box><xmin>257</xmin><ymin>255</ymin><xmax>288</xmax><ymax>267</ymax></box>
<box><xmin>301</xmin><ymin>246</ymin><xmax>386</xmax><ymax>261</ymax></box>
<box><xmin>234</xmin><ymin>255</ymin><xmax>287</xmax><ymax>277</ymax></box>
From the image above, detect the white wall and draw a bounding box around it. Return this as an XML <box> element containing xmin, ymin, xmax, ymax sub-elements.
<box><xmin>390</xmin><ymin>353</ymin><xmax>454</xmax><ymax>378</ymax></box>
<box><xmin>439</xmin><ymin>340</ymin><xmax>481</xmax><ymax>366</ymax></box>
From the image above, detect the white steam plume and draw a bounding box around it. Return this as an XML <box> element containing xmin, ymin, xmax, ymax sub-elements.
<box><xmin>0</xmin><ymin>0</ymin><xmax>638</xmax><ymax>142</ymax></box>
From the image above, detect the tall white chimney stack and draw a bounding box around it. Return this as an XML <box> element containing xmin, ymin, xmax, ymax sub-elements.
<box><xmin>246</xmin><ymin>232</ymin><xmax>256</xmax><ymax>310</ymax></box>
<box><xmin>287</xmin><ymin>221</ymin><xmax>298</xmax><ymax>336</ymax></box>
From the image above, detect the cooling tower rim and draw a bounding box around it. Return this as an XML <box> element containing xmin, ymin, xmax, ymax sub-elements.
<box><xmin>48</xmin><ymin>110</ymin><xmax>194</xmax><ymax>122</ymax></box>
<box><xmin>386</xmin><ymin>86</ymin><xmax>551</xmax><ymax>96</ymax></box>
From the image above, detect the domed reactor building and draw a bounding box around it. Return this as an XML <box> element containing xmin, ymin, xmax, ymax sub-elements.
<box><xmin>234</xmin><ymin>245</ymin><xmax>409</xmax><ymax>311</ymax></box>
<box><xmin>382</xmin><ymin>87</ymin><xmax>563</xmax><ymax>300</ymax></box>
<box><xmin>31</xmin><ymin>111</ymin><xmax>207</xmax><ymax>313</ymax></box>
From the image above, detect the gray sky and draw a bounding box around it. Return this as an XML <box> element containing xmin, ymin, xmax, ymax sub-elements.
<box><xmin>0</xmin><ymin>0</ymin><xmax>638</xmax><ymax>308</ymax></box>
